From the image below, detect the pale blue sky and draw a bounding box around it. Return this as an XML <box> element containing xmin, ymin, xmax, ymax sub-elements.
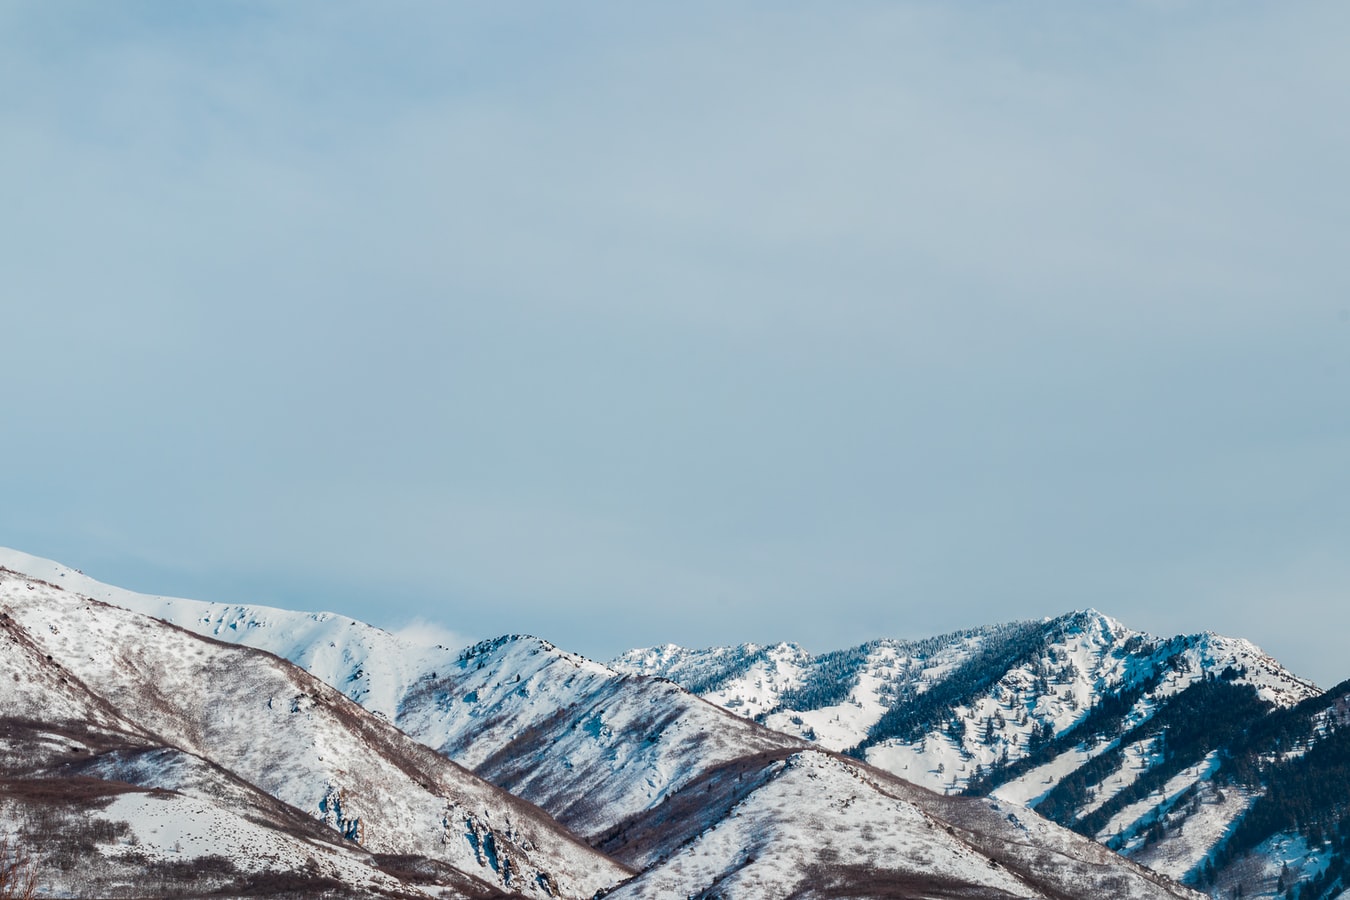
<box><xmin>3</xmin><ymin>2</ymin><xmax>1348</xmax><ymax>686</ymax></box>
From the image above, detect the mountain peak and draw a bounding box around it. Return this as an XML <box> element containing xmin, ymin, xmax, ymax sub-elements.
<box><xmin>2</xmin><ymin>547</ymin><xmax>1327</xmax><ymax>900</ymax></box>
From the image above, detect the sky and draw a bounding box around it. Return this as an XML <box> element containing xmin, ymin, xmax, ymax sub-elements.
<box><xmin>2</xmin><ymin>2</ymin><xmax>1348</xmax><ymax>687</ymax></box>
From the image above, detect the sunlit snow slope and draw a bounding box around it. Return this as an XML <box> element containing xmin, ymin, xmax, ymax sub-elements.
<box><xmin>0</xmin><ymin>547</ymin><xmax>454</xmax><ymax>719</ymax></box>
<box><xmin>0</xmin><ymin>548</ymin><xmax>803</xmax><ymax>843</ymax></box>
<box><xmin>5</xmin><ymin>547</ymin><xmax>1340</xmax><ymax>900</ymax></box>
<box><xmin>0</xmin><ymin>562</ymin><xmax>629</xmax><ymax>899</ymax></box>
<box><xmin>615</xmin><ymin>611</ymin><xmax>1345</xmax><ymax>900</ymax></box>
<box><xmin>604</xmin><ymin>748</ymin><xmax>1202</xmax><ymax>900</ymax></box>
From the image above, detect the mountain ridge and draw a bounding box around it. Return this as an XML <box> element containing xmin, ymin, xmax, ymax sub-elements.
<box><xmin>611</xmin><ymin>610</ymin><xmax>1345</xmax><ymax>899</ymax></box>
<box><xmin>0</xmin><ymin>562</ymin><xmax>631</xmax><ymax>898</ymax></box>
<box><xmin>1</xmin><ymin>546</ymin><xmax>1339</xmax><ymax>899</ymax></box>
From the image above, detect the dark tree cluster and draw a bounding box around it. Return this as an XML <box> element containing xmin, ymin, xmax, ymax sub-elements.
<box><xmin>1039</xmin><ymin>680</ymin><xmax>1272</xmax><ymax>833</ymax></box>
<box><xmin>774</xmin><ymin>642</ymin><xmax>881</xmax><ymax>713</ymax></box>
<box><xmin>853</xmin><ymin>620</ymin><xmax>1051</xmax><ymax>753</ymax></box>
<box><xmin>679</xmin><ymin>646</ymin><xmax>777</xmax><ymax>696</ymax></box>
<box><xmin>1219</xmin><ymin>710</ymin><xmax>1350</xmax><ymax>869</ymax></box>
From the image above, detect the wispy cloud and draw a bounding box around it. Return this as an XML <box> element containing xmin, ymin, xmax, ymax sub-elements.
<box><xmin>391</xmin><ymin>617</ymin><xmax>472</xmax><ymax>654</ymax></box>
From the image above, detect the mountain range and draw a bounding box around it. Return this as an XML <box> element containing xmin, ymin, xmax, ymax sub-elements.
<box><xmin>1</xmin><ymin>546</ymin><xmax>1344</xmax><ymax>899</ymax></box>
<box><xmin>614</xmin><ymin>614</ymin><xmax>1349</xmax><ymax>900</ymax></box>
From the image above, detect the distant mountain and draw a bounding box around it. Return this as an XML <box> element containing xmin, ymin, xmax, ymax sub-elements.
<box><xmin>614</xmin><ymin>611</ymin><xmax>1350</xmax><ymax>900</ymax></box>
<box><xmin>0</xmin><ymin>546</ymin><xmax>456</xmax><ymax>721</ymax></box>
<box><xmin>0</xmin><ymin>547</ymin><xmax>1316</xmax><ymax>899</ymax></box>
<box><xmin>396</xmin><ymin>633</ymin><xmax>804</xmax><ymax>843</ymax></box>
<box><xmin>0</xmin><ymin>561</ymin><xmax>628</xmax><ymax>898</ymax></box>
<box><xmin>395</xmin><ymin>630</ymin><xmax>1200</xmax><ymax>899</ymax></box>
<box><xmin>0</xmin><ymin>550</ymin><xmax>808</xmax><ymax>846</ymax></box>
<box><xmin>599</xmin><ymin>745</ymin><xmax>1200</xmax><ymax>900</ymax></box>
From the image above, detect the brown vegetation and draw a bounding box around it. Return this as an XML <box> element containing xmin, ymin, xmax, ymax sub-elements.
<box><xmin>0</xmin><ymin>835</ymin><xmax>38</xmax><ymax>900</ymax></box>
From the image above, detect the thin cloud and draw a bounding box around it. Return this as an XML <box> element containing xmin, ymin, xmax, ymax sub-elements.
<box><xmin>390</xmin><ymin>617</ymin><xmax>472</xmax><ymax>654</ymax></box>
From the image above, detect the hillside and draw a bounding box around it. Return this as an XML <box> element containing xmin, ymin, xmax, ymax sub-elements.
<box><xmin>0</xmin><ymin>564</ymin><xmax>629</xmax><ymax>898</ymax></box>
<box><xmin>615</xmin><ymin>612</ymin><xmax>1350</xmax><ymax>899</ymax></box>
<box><xmin>0</xmin><ymin>547</ymin><xmax>1318</xmax><ymax>899</ymax></box>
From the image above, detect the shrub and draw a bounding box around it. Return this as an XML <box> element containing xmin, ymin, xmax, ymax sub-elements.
<box><xmin>0</xmin><ymin>835</ymin><xmax>38</xmax><ymax>900</ymax></box>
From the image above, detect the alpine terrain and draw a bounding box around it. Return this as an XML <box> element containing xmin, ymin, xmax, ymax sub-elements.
<box><xmin>615</xmin><ymin>612</ymin><xmax>1350</xmax><ymax>900</ymax></box>
<box><xmin>0</xmin><ymin>547</ymin><xmax>1336</xmax><ymax>899</ymax></box>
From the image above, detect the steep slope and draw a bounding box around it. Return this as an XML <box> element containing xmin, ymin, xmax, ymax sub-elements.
<box><xmin>1</xmin><ymin>549</ymin><xmax>1314</xmax><ymax>898</ymax></box>
<box><xmin>614</xmin><ymin>640</ymin><xmax>813</xmax><ymax>720</ymax></box>
<box><xmin>615</xmin><ymin>612</ymin><xmax>1317</xmax><ymax>785</ymax></box>
<box><xmin>0</xmin><ymin>566</ymin><xmax>630</xmax><ymax>898</ymax></box>
<box><xmin>0</xmin><ymin>607</ymin><xmax>437</xmax><ymax>897</ymax></box>
<box><xmin>396</xmin><ymin>634</ymin><xmax>804</xmax><ymax>841</ymax></box>
<box><xmin>603</xmin><ymin>748</ymin><xmax>1202</xmax><ymax>900</ymax></box>
<box><xmin>615</xmin><ymin>611</ymin><xmax>1334</xmax><ymax>898</ymax></box>
<box><xmin>1172</xmin><ymin>680</ymin><xmax>1350</xmax><ymax>900</ymax></box>
<box><xmin>0</xmin><ymin>546</ymin><xmax>453</xmax><ymax>719</ymax></box>
<box><xmin>0</xmin><ymin>548</ymin><xmax>805</xmax><ymax>844</ymax></box>
<box><xmin>0</xmin><ymin>724</ymin><xmax>442</xmax><ymax>899</ymax></box>
<box><xmin>388</xmin><ymin>634</ymin><xmax>1200</xmax><ymax>899</ymax></box>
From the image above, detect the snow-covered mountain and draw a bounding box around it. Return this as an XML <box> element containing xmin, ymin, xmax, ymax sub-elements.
<box><xmin>607</xmin><ymin>747</ymin><xmax>1200</xmax><ymax>900</ymax></box>
<box><xmin>389</xmin><ymin>631</ymin><xmax>1198</xmax><ymax>898</ymax></box>
<box><xmin>613</xmin><ymin>612</ymin><xmax>1317</xmax><ymax>783</ymax></box>
<box><xmin>0</xmin><ymin>563</ymin><xmax>629</xmax><ymax>898</ymax></box>
<box><xmin>614</xmin><ymin>611</ymin><xmax>1350</xmax><ymax>900</ymax></box>
<box><xmin>0</xmin><ymin>549</ymin><xmax>805</xmax><ymax>844</ymax></box>
<box><xmin>1</xmin><ymin>547</ymin><xmax>1336</xmax><ymax>899</ymax></box>
<box><xmin>0</xmin><ymin>546</ymin><xmax>454</xmax><ymax>720</ymax></box>
<box><xmin>396</xmin><ymin>633</ymin><xmax>806</xmax><ymax>842</ymax></box>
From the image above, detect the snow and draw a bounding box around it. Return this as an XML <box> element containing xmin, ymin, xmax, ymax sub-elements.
<box><xmin>1131</xmin><ymin>781</ymin><xmax>1257</xmax><ymax>882</ymax></box>
<box><xmin>991</xmin><ymin>747</ymin><xmax>1097</xmax><ymax>807</ymax></box>
<box><xmin>0</xmin><ymin>548</ymin><xmax>798</xmax><ymax>851</ymax></box>
<box><xmin>609</xmin><ymin>750</ymin><xmax>1043</xmax><ymax>900</ymax></box>
<box><xmin>99</xmin><ymin>790</ymin><xmax>410</xmax><ymax>893</ymax></box>
<box><xmin>613</xmin><ymin>641</ymin><xmax>813</xmax><ymax>721</ymax></box>
<box><xmin>397</xmin><ymin>634</ymin><xmax>803</xmax><ymax>840</ymax></box>
<box><xmin>0</xmin><ymin>562</ymin><xmax>629</xmax><ymax>899</ymax></box>
<box><xmin>0</xmin><ymin>546</ymin><xmax>463</xmax><ymax>721</ymax></box>
<box><xmin>1101</xmin><ymin>752</ymin><xmax>1222</xmax><ymax>852</ymax></box>
<box><xmin>698</xmin><ymin>645</ymin><xmax>810</xmax><ymax>720</ymax></box>
<box><xmin>0</xmin><ymin>548</ymin><xmax>1317</xmax><ymax>900</ymax></box>
<box><xmin>607</xmin><ymin>606</ymin><xmax>1328</xmax><ymax>898</ymax></box>
<box><xmin>1219</xmin><ymin>832</ymin><xmax>1337</xmax><ymax>900</ymax></box>
<box><xmin>761</xmin><ymin>645</ymin><xmax>905</xmax><ymax>750</ymax></box>
<box><xmin>625</xmin><ymin>609</ymin><xmax>1318</xmax><ymax>809</ymax></box>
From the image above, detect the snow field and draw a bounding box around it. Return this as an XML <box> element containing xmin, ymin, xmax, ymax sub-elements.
<box><xmin>609</xmin><ymin>750</ymin><xmax>1041</xmax><ymax>900</ymax></box>
<box><xmin>0</xmin><ymin>568</ymin><xmax>628</xmax><ymax>899</ymax></box>
<box><xmin>100</xmin><ymin>791</ymin><xmax>414</xmax><ymax>894</ymax></box>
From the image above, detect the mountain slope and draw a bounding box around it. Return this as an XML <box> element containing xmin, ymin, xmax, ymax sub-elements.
<box><xmin>614</xmin><ymin>611</ymin><xmax>1341</xmax><ymax>898</ymax></box>
<box><xmin>0</xmin><ymin>548</ymin><xmax>1308</xmax><ymax>898</ymax></box>
<box><xmin>384</xmin><ymin>632</ymin><xmax>1197</xmax><ymax>899</ymax></box>
<box><xmin>0</xmin><ymin>565</ymin><xmax>630</xmax><ymax>898</ymax></box>
<box><xmin>603</xmin><ymin>748</ymin><xmax>1201</xmax><ymax>900</ymax></box>
<box><xmin>0</xmin><ymin>548</ymin><xmax>805</xmax><ymax>844</ymax></box>
<box><xmin>0</xmin><ymin>546</ymin><xmax>452</xmax><ymax>720</ymax></box>
<box><xmin>396</xmin><ymin>634</ymin><xmax>804</xmax><ymax>842</ymax></box>
<box><xmin>614</xmin><ymin>612</ymin><xmax>1317</xmax><ymax>782</ymax></box>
